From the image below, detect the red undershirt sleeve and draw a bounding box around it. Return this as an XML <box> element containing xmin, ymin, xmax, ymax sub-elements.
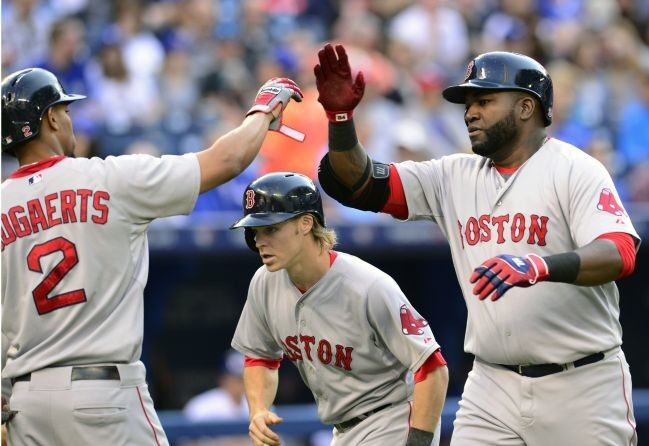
<box><xmin>414</xmin><ymin>349</ymin><xmax>447</xmax><ymax>383</ymax></box>
<box><xmin>380</xmin><ymin>164</ymin><xmax>409</xmax><ymax>220</ymax></box>
<box><xmin>244</xmin><ymin>356</ymin><xmax>282</xmax><ymax>370</ymax></box>
<box><xmin>595</xmin><ymin>232</ymin><xmax>637</xmax><ymax>279</ymax></box>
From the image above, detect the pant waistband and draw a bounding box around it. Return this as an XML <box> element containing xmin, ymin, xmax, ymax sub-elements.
<box><xmin>13</xmin><ymin>366</ymin><xmax>120</xmax><ymax>383</ymax></box>
<box><xmin>334</xmin><ymin>404</ymin><xmax>391</xmax><ymax>432</ymax></box>
<box><xmin>498</xmin><ymin>351</ymin><xmax>605</xmax><ymax>378</ymax></box>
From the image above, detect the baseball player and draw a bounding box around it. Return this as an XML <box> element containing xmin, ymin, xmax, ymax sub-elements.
<box><xmin>0</xmin><ymin>68</ymin><xmax>303</xmax><ymax>445</ymax></box>
<box><xmin>313</xmin><ymin>44</ymin><xmax>640</xmax><ymax>446</ymax></box>
<box><xmin>229</xmin><ymin>172</ymin><xmax>449</xmax><ymax>446</ymax></box>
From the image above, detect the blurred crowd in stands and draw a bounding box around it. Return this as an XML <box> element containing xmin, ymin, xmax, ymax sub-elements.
<box><xmin>3</xmin><ymin>0</ymin><xmax>649</xmax><ymax>222</ymax></box>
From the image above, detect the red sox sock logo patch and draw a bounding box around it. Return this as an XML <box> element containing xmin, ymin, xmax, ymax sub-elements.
<box><xmin>400</xmin><ymin>304</ymin><xmax>428</xmax><ymax>335</ymax></box>
<box><xmin>597</xmin><ymin>188</ymin><xmax>625</xmax><ymax>217</ymax></box>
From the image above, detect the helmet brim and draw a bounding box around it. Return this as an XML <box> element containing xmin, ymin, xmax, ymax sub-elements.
<box><xmin>55</xmin><ymin>93</ymin><xmax>86</xmax><ymax>104</ymax></box>
<box><xmin>229</xmin><ymin>212</ymin><xmax>297</xmax><ymax>229</ymax></box>
<box><xmin>442</xmin><ymin>80</ymin><xmax>507</xmax><ymax>103</ymax></box>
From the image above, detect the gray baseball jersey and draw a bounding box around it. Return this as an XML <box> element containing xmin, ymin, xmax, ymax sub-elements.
<box><xmin>1</xmin><ymin>153</ymin><xmax>200</xmax><ymax>378</ymax></box>
<box><xmin>231</xmin><ymin>251</ymin><xmax>440</xmax><ymax>425</ymax></box>
<box><xmin>394</xmin><ymin>138</ymin><xmax>639</xmax><ymax>365</ymax></box>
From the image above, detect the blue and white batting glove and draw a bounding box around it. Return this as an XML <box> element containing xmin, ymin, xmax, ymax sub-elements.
<box><xmin>470</xmin><ymin>253</ymin><xmax>549</xmax><ymax>301</ymax></box>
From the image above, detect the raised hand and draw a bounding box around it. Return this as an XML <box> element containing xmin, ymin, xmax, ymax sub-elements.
<box><xmin>248</xmin><ymin>78</ymin><xmax>305</xmax><ymax>141</ymax></box>
<box><xmin>470</xmin><ymin>254</ymin><xmax>549</xmax><ymax>301</ymax></box>
<box><xmin>314</xmin><ymin>43</ymin><xmax>365</xmax><ymax>122</ymax></box>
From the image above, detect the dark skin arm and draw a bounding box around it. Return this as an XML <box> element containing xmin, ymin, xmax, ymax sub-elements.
<box><xmin>314</xmin><ymin>44</ymin><xmax>372</xmax><ymax>192</ymax></box>
<box><xmin>328</xmin><ymin>143</ymin><xmax>370</xmax><ymax>190</ymax></box>
<box><xmin>573</xmin><ymin>239</ymin><xmax>624</xmax><ymax>285</ymax></box>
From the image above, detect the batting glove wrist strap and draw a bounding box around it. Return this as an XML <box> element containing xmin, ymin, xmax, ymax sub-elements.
<box><xmin>325</xmin><ymin>110</ymin><xmax>355</xmax><ymax>123</ymax></box>
<box><xmin>470</xmin><ymin>253</ymin><xmax>550</xmax><ymax>301</ymax></box>
<box><xmin>525</xmin><ymin>253</ymin><xmax>550</xmax><ymax>283</ymax></box>
<box><xmin>406</xmin><ymin>427</ymin><xmax>435</xmax><ymax>446</ymax></box>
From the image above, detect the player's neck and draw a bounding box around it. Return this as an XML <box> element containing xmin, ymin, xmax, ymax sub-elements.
<box><xmin>17</xmin><ymin>140</ymin><xmax>67</xmax><ymax>167</ymax></box>
<box><xmin>492</xmin><ymin>130</ymin><xmax>547</xmax><ymax>169</ymax></box>
<box><xmin>287</xmin><ymin>245</ymin><xmax>331</xmax><ymax>292</ymax></box>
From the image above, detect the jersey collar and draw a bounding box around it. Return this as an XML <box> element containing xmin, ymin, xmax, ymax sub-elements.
<box><xmin>491</xmin><ymin>136</ymin><xmax>551</xmax><ymax>175</ymax></box>
<box><xmin>9</xmin><ymin>156</ymin><xmax>67</xmax><ymax>178</ymax></box>
<box><xmin>296</xmin><ymin>251</ymin><xmax>339</xmax><ymax>294</ymax></box>
<box><xmin>494</xmin><ymin>164</ymin><xmax>520</xmax><ymax>175</ymax></box>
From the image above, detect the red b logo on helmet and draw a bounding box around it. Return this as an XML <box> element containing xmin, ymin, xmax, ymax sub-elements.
<box><xmin>245</xmin><ymin>189</ymin><xmax>255</xmax><ymax>209</ymax></box>
<box><xmin>597</xmin><ymin>188</ymin><xmax>625</xmax><ymax>216</ymax></box>
<box><xmin>21</xmin><ymin>125</ymin><xmax>33</xmax><ymax>138</ymax></box>
<box><xmin>464</xmin><ymin>60</ymin><xmax>475</xmax><ymax>82</ymax></box>
<box><xmin>400</xmin><ymin>304</ymin><xmax>428</xmax><ymax>335</ymax></box>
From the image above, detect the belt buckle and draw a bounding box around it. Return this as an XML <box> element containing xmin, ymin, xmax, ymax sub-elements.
<box><xmin>517</xmin><ymin>365</ymin><xmax>524</xmax><ymax>375</ymax></box>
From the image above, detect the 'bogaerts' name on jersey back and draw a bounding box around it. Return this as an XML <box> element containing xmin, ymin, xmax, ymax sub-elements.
<box><xmin>2</xmin><ymin>188</ymin><xmax>110</xmax><ymax>251</ymax></box>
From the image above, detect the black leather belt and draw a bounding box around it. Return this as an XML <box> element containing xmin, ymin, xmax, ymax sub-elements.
<box><xmin>499</xmin><ymin>352</ymin><xmax>605</xmax><ymax>378</ymax></box>
<box><xmin>13</xmin><ymin>366</ymin><xmax>120</xmax><ymax>383</ymax></box>
<box><xmin>334</xmin><ymin>404</ymin><xmax>391</xmax><ymax>432</ymax></box>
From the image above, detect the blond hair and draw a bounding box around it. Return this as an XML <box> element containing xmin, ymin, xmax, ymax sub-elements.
<box><xmin>310</xmin><ymin>216</ymin><xmax>337</xmax><ymax>251</ymax></box>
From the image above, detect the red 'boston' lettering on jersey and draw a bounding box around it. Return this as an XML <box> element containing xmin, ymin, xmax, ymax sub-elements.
<box><xmin>458</xmin><ymin>213</ymin><xmax>549</xmax><ymax>248</ymax></box>
<box><xmin>282</xmin><ymin>334</ymin><xmax>354</xmax><ymax>371</ymax></box>
<box><xmin>334</xmin><ymin>345</ymin><xmax>353</xmax><ymax>370</ymax></box>
<box><xmin>317</xmin><ymin>339</ymin><xmax>333</xmax><ymax>364</ymax></box>
<box><xmin>281</xmin><ymin>336</ymin><xmax>303</xmax><ymax>361</ymax></box>
<box><xmin>299</xmin><ymin>334</ymin><xmax>316</xmax><ymax>360</ymax></box>
<box><xmin>1</xmin><ymin>189</ymin><xmax>111</xmax><ymax>251</ymax></box>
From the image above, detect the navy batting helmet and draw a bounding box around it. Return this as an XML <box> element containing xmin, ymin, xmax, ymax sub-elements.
<box><xmin>230</xmin><ymin>172</ymin><xmax>325</xmax><ymax>251</ymax></box>
<box><xmin>2</xmin><ymin>68</ymin><xmax>86</xmax><ymax>154</ymax></box>
<box><xmin>442</xmin><ymin>52</ymin><xmax>553</xmax><ymax>126</ymax></box>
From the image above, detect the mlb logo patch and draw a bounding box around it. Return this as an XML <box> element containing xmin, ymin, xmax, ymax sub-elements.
<box><xmin>28</xmin><ymin>174</ymin><xmax>43</xmax><ymax>185</ymax></box>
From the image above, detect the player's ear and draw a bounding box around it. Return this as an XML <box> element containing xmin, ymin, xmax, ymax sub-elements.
<box><xmin>44</xmin><ymin>106</ymin><xmax>60</xmax><ymax>131</ymax></box>
<box><xmin>517</xmin><ymin>95</ymin><xmax>536</xmax><ymax>122</ymax></box>
<box><xmin>299</xmin><ymin>214</ymin><xmax>314</xmax><ymax>235</ymax></box>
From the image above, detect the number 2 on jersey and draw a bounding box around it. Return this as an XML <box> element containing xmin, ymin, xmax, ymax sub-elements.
<box><xmin>27</xmin><ymin>237</ymin><xmax>87</xmax><ymax>315</ymax></box>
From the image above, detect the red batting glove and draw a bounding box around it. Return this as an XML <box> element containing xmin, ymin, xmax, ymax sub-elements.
<box><xmin>469</xmin><ymin>254</ymin><xmax>549</xmax><ymax>301</ymax></box>
<box><xmin>313</xmin><ymin>43</ymin><xmax>365</xmax><ymax>122</ymax></box>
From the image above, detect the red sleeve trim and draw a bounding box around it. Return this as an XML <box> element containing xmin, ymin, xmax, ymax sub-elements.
<box><xmin>414</xmin><ymin>349</ymin><xmax>447</xmax><ymax>383</ymax></box>
<box><xmin>380</xmin><ymin>164</ymin><xmax>408</xmax><ymax>220</ymax></box>
<box><xmin>244</xmin><ymin>356</ymin><xmax>282</xmax><ymax>370</ymax></box>
<box><xmin>596</xmin><ymin>232</ymin><xmax>637</xmax><ymax>279</ymax></box>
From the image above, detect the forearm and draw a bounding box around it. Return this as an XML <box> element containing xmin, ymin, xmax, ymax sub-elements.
<box><xmin>575</xmin><ymin>239</ymin><xmax>624</xmax><ymax>284</ymax></box>
<box><xmin>410</xmin><ymin>365</ymin><xmax>448</xmax><ymax>432</ymax></box>
<box><xmin>546</xmin><ymin>239</ymin><xmax>623</xmax><ymax>286</ymax></box>
<box><xmin>243</xmin><ymin>366</ymin><xmax>279</xmax><ymax>418</ymax></box>
<box><xmin>196</xmin><ymin>113</ymin><xmax>272</xmax><ymax>193</ymax></box>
